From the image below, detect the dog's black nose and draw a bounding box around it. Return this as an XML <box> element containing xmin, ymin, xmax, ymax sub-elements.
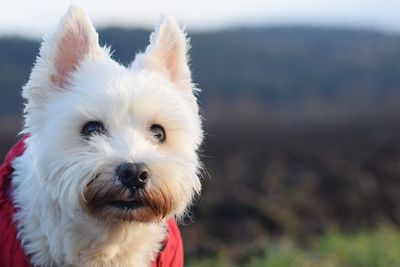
<box><xmin>117</xmin><ymin>163</ymin><xmax>149</xmax><ymax>189</ymax></box>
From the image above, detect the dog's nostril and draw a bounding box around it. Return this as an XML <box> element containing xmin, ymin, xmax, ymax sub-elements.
<box><xmin>138</xmin><ymin>170</ymin><xmax>149</xmax><ymax>183</ymax></box>
<box><xmin>117</xmin><ymin>163</ymin><xmax>150</xmax><ymax>189</ymax></box>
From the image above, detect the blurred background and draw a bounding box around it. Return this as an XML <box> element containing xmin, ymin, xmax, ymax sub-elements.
<box><xmin>1</xmin><ymin>1</ymin><xmax>400</xmax><ymax>266</ymax></box>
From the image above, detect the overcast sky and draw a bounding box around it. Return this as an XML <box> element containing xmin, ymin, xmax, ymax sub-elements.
<box><xmin>0</xmin><ymin>0</ymin><xmax>397</xmax><ymax>38</ymax></box>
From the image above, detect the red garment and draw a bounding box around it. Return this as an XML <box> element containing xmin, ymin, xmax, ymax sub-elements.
<box><xmin>0</xmin><ymin>136</ymin><xmax>184</xmax><ymax>267</ymax></box>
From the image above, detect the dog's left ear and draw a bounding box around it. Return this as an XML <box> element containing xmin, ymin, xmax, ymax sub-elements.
<box><xmin>135</xmin><ymin>16</ymin><xmax>193</xmax><ymax>92</ymax></box>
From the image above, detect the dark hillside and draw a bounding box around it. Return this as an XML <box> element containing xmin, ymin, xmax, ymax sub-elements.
<box><xmin>1</xmin><ymin>27</ymin><xmax>400</xmax><ymax>118</ymax></box>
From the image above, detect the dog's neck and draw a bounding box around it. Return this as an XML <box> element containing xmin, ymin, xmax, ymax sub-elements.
<box><xmin>11</xmin><ymin>149</ymin><xmax>167</xmax><ymax>267</ymax></box>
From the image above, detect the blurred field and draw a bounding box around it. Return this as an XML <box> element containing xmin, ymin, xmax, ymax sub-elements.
<box><xmin>180</xmin><ymin>117</ymin><xmax>400</xmax><ymax>262</ymax></box>
<box><xmin>187</xmin><ymin>226</ymin><xmax>400</xmax><ymax>267</ymax></box>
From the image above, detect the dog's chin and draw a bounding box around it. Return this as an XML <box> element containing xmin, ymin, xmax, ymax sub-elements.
<box><xmin>92</xmin><ymin>203</ymin><xmax>164</xmax><ymax>223</ymax></box>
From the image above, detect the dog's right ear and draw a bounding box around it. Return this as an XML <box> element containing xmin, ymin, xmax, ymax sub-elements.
<box><xmin>23</xmin><ymin>6</ymin><xmax>104</xmax><ymax>102</ymax></box>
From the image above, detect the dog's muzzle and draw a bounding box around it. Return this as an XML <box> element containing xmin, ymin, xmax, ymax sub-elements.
<box><xmin>82</xmin><ymin>162</ymin><xmax>174</xmax><ymax>222</ymax></box>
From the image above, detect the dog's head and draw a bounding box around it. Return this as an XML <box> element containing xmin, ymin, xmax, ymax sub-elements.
<box><xmin>22</xmin><ymin>7</ymin><xmax>203</xmax><ymax>223</ymax></box>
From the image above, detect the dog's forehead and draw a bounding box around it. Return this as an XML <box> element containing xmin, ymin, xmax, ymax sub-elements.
<box><xmin>70</xmin><ymin>57</ymin><xmax>180</xmax><ymax>99</ymax></box>
<box><xmin>64</xmin><ymin>57</ymin><xmax>192</xmax><ymax>123</ymax></box>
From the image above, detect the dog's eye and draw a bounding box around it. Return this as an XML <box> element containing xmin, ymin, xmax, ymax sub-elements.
<box><xmin>81</xmin><ymin>121</ymin><xmax>106</xmax><ymax>138</ymax></box>
<box><xmin>149</xmin><ymin>124</ymin><xmax>166</xmax><ymax>143</ymax></box>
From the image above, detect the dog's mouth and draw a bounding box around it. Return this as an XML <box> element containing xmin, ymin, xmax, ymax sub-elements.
<box><xmin>108</xmin><ymin>199</ymin><xmax>143</xmax><ymax>210</ymax></box>
<box><xmin>84</xmin><ymin>181</ymin><xmax>174</xmax><ymax>222</ymax></box>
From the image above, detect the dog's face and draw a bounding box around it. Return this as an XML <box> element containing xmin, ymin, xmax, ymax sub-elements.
<box><xmin>22</xmin><ymin>7</ymin><xmax>203</xmax><ymax>223</ymax></box>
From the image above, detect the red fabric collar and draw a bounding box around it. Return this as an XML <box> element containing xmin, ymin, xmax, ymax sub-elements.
<box><xmin>0</xmin><ymin>136</ymin><xmax>183</xmax><ymax>267</ymax></box>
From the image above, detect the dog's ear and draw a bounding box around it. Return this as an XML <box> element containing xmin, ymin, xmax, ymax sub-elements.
<box><xmin>45</xmin><ymin>6</ymin><xmax>103</xmax><ymax>88</ymax></box>
<box><xmin>135</xmin><ymin>16</ymin><xmax>193</xmax><ymax>92</ymax></box>
<box><xmin>45</xmin><ymin>6</ymin><xmax>103</xmax><ymax>87</ymax></box>
<box><xmin>24</xmin><ymin>6</ymin><xmax>103</xmax><ymax>100</ymax></box>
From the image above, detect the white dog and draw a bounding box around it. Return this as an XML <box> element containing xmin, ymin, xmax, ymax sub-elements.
<box><xmin>0</xmin><ymin>6</ymin><xmax>203</xmax><ymax>267</ymax></box>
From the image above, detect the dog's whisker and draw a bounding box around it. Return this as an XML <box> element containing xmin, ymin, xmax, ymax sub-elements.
<box><xmin>86</xmin><ymin>173</ymin><xmax>99</xmax><ymax>187</ymax></box>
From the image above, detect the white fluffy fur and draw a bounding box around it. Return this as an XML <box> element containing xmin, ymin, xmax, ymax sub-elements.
<box><xmin>11</xmin><ymin>6</ymin><xmax>202</xmax><ymax>267</ymax></box>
